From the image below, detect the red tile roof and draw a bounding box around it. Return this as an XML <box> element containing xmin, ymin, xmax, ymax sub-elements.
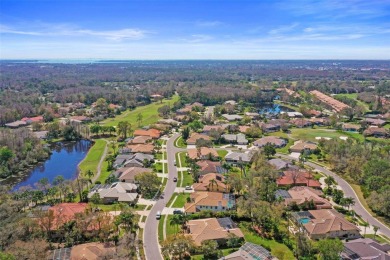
<box><xmin>133</xmin><ymin>128</ymin><xmax>161</xmax><ymax>139</ymax></box>
<box><xmin>277</xmin><ymin>170</ymin><xmax>321</xmax><ymax>188</ymax></box>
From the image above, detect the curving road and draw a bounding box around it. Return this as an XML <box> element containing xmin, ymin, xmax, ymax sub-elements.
<box><xmin>143</xmin><ymin>133</ymin><xmax>183</xmax><ymax>260</ymax></box>
<box><xmin>277</xmin><ymin>153</ymin><xmax>390</xmax><ymax>238</ymax></box>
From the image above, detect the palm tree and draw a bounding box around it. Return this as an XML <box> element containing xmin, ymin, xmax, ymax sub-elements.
<box><xmin>373</xmin><ymin>225</ymin><xmax>380</xmax><ymax>239</ymax></box>
<box><xmin>362</xmin><ymin>221</ymin><xmax>369</xmax><ymax>236</ymax></box>
<box><xmin>137</xmin><ymin>113</ymin><xmax>143</xmax><ymax>127</ymax></box>
<box><xmin>208</xmin><ymin>179</ymin><xmax>218</xmax><ymax>192</ymax></box>
<box><xmin>324</xmin><ymin>176</ymin><xmax>335</xmax><ymax>189</ymax></box>
<box><xmin>86</xmin><ymin>170</ymin><xmax>94</xmax><ymax>186</ymax></box>
<box><xmin>169</xmin><ymin>214</ymin><xmax>182</xmax><ymax>234</ymax></box>
<box><xmin>344</xmin><ymin>197</ymin><xmax>355</xmax><ymax>210</ymax></box>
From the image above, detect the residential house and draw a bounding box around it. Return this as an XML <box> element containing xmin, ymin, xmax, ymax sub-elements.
<box><xmin>277</xmin><ymin>170</ymin><xmax>321</xmax><ymax>188</ymax></box>
<box><xmin>284</xmin><ymin>112</ymin><xmax>304</xmax><ymax>118</ymax></box>
<box><xmin>310</xmin><ymin>90</ymin><xmax>350</xmax><ymax>112</ymax></box>
<box><xmin>123</xmin><ymin>153</ymin><xmax>154</xmax><ymax>168</ymax></box>
<box><xmin>133</xmin><ymin>128</ymin><xmax>161</xmax><ymax>139</ymax></box>
<box><xmin>44</xmin><ymin>203</ymin><xmax>88</xmax><ymax>230</ymax></box>
<box><xmin>184</xmin><ymin>192</ymin><xmax>236</xmax><ymax>213</ymax></box>
<box><xmin>127</xmin><ymin>144</ymin><xmax>155</xmax><ymax>154</ymax></box>
<box><xmin>253</xmin><ymin>136</ymin><xmax>287</xmax><ymax>148</ymax></box>
<box><xmin>268</xmin><ymin>158</ymin><xmax>290</xmax><ymax>170</ymax></box>
<box><xmin>33</xmin><ymin>131</ymin><xmax>48</xmax><ymax>139</ymax></box>
<box><xmin>245</xmin><ymin>112</ymin><xmax>260</xmax><ymax>120</ymax></box>
<box><xmin>289</xmin><ymin>141</ymin><xmax>318</xmax><ymax>153</ymax></box>
<box><xmin>238</xmin><ymin>125</ymin><xmax>250</xmax><ymax>133</ymax></box>
<box><xmin>187</xmin><ymin>133</ymin><xmax>211</xmax><ymax>145</ymax></box>
<box><xmin>309</xmin><ymin>117</ymin><xmax>328</xmax><ymax>126</ymax></box>
<box><xmin>202</xmin><ymin>125</ymin><xmax>226</xmax><ymax>135</ymax></box>
<box><xmin>196</xmin><ymin>160</ymin><xmax>227</xmax><ymax>175</ymax></box>
<box><xmin>113</xmin><ymin>154</ymin><xmax>134</xmax><ymax>168</ymax></box>
<box><xmin>279</xmin><ymin>186</ymin><xmax>332</xmax><ymax>209</ymax></box>
<box><xmin>225</xmin><ymin>152</ymin><xmax>254</xmax><ymax>166</ymax></box>
<box><xmin>307</xmin><ymin>109</ymin><xmax>322</xmax><ymax>117</ymax></box>
<box><xmin>5</xmin><ymin>120</ymin><xmax>28</xmax><ymax>128</ymax></box>
<box><xmin>128</xmin><ymin>135</ymin><xmax>153</xmax><ymax>144</ymax></box>
<box><xmin>363</xmin><ymin>127</ymin><xmax>388</xmax><ymax>138</ymax></box>
<box><xmin>188</xmin><ymin>147</ymin><xmax>219</xmax><ymax>160</ymax></box>
<box><xmin>225</xmin><ymin>100</ymin><xmax>237</xmax><ymax>105</ymax></box>
<box><xmin>293</xmin><ymin>209</ymin><xmax>360</xmax><ymax>240</ymax></box>
<box><xmin>221</xmin><ymin>133</ymin><xmax>248</xmax><ymax>145</ymax></box>
<box><xmin>115</xmin><ymin>167</ymin><xmax>153</xmax><ymax>183</ymax></box>
<box><xmin>185</xmin><ymin>217</ymin><xmax>244</xmax><ymax>246</ymax></box>
<box><xmin>88</xmin><ymin>182</ymin><xmax>138</xmax><ymax>204</ymax></box>
<box><xmin>222</xmin><ymin>242</ymin><xmax>276</xmax><ymax>260</ymax></box>
<box><xmin>260</xmin><ymin>123</ymin><xmax>281</xmax><ymax>133</ymax></box>
<box><xmin>70</xmin><ymin>116</ymin><xmax>91</xmax><ymax>123</ymax></box>
<box><xmin>70</xmin><ymin>242</ymin><xmax>116</xmax><ymax>260</ymax></box>
<box><xmin>290</xmin><ymin>118</ymin><xmax>312</xmax><ymax>128</ymax></box>
<box><xmin>158</xmin><ymin>118</ymin><xmax>181</xmax><ymax>126</ymax></box>
<box><xmin>342</xmin><ymin>123</ymin><xmax>361</xmax><ymax>132</ymax></box>
<box><xmin>192</xmin><ymin>173</ymin><xmax>227</xmax><ymax>192</ymax></box>
<box><xmin>341</xmin><ymin>238</ymin><xmax>390</xmax><ymax>260</ymax></box>
<box><xmin>222</xmin><ymin>114</ymin><xmax>243</xmax><ymax>121</ymax></box>
<box><xmin>22</xmin><ymin>116</ymin><xmax>44</xmax><ymax>124</ymax></box>
<box><xmin>364</xmin><ymin>118</ymin><xmax>386</xmax><ymax>127</ymax></box>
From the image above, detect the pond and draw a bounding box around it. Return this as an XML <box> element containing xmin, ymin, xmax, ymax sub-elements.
<box><xmin>258</xmin><ymin>103</ymin><xmax>295</xmax><ymax>117</ymax></box>
<box><xmin>8</xmin><ymin>140</ymin><xmax>92</xmax><ymax>191</ymax></box>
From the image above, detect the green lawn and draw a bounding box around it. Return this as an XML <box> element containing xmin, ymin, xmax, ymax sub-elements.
<box><xmin>289</xmin><ymin>128</ymin><xmax>363</xmax><ymax>143</ymax></box>
<box><xmin>179</xmin><ymin>171</ymin><xmax>193</xmax><ymax>187</ymax></box>
<box><xmin>239</xmin><ymin>223</ymin><xmax>295</xmax><ymax>260</ymax></box>
<box><xmin>95</xmin><ymin>203</ymin><xmax>146</xmax><ymax>212</ymax></box>
<box><xmin>217</xmin><ymin>149</ymin><xmax>228</xmax><ymax>158</ymax></box>
<box><xmin>154</xmin><ymin>162</ymin><xmax>163</xmax><ymax>173</ymax></box>
<box><xmin>166</xmin><ymin>215</ymin><xmax>180</xmax><ymax>237</ymax></box>
<box><xmin>102</xmin><ymin>95</ymin><xmax>179</xmax><ymax>127</ymax></box>
<box><xmin>172</xmin><ymin>193</ymin><xmax>190</xmax><ymax>208</ymax></box>
<box><xmin>167</xmin><ymin>193</ymin><xmax>178</xmax><ymax>207</ymax></box>
<box><xmin>158</xmin><ymin>215</ymin><xmax>165</xmax><ymax>242</ymax></box>
<box><xmin>79</xmin><ymin>139</ymin><xmax>106</xmax><ymax>177</ymax></box>
<box><xmin>191</xmin><ymin>248</ymin><xmax>240</xmax><ymax>260</ymax></box>
<box><xmin>174</xmin><ymin>136</ymin><xmax>187</xmax><ymax>148</ymax></box>
<box><xmin>176</xmin><ymin>152</ymin><xmax>188</xmax><ymax>167</ymax></box>
<box><xmin>155</xmin><ymin>153</ymin><xmax>163</xmax><ymax>160</ymax></box>
<box><xmin>334</xmin><ymin>93</ymin><xmax>370</xmax><ymax>112</ymax></box>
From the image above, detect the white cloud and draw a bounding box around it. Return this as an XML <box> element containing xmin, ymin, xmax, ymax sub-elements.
<box><xmin>195</xmin><ymin>20</ymin><xmax>224</xmax><ymax>27</ymax></box>
<box><xmin>0</xmin><ymin>23</ymin><xmax>149</xmax><ymax>41</ymax></box>
<box><xmin>269</xmin><ymin>23</ymin><xmax>299</xmax><ymax>35</ymax></box>
<box><xmin>181</xmin><ymin>34</ymin><xmax>213</xmax><ymax>43</ymax></box>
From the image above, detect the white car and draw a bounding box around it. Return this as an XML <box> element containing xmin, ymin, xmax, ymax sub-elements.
<box><xmin>156</xmin><ymin>211</ymin><xmax>161</xmax><ymax>219</ymax></box>
<box><xmin>185</xmin><ymin>186</ymin><xmax>192</xmax><ymax>190</ymax></box>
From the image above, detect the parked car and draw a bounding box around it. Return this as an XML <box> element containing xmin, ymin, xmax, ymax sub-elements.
<box><xmin>173</xmin><ymin>209</ymin><xmax>183</xmax><ymax>214</ymax></box>
<box><xmin>173</xmin><ymin>177</ymin><xmax>177</xmax><ymax>182</ymax></box>
<box><xmin>156</xmin><ymin>211</ymin><xmax>161</xmax><ymax>219</ymax></box>
<box><xmin>185</xmin><ymin>185</ymin><xmax>192</xmax><ymax>190</ymax></box>
<box><xmin>174</xmin><ymin>160</ymin><xmax>177</xmax><ymax>166</ymax></box>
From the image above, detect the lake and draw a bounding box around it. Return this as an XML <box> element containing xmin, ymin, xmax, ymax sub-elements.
<box><xmin>8</xmin><ymin>140</ymin><xmax>92</xmax><ymax>191</ymax></box>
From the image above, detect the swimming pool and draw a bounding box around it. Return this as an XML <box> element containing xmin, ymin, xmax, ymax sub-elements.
<box><xmin>299</xmin><ymin>218</ymin><xmax>310</xmax><ymax>224</ymax></box>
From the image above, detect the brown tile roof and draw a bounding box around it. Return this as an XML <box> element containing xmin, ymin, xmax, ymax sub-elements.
<box><xmin>289</xmin><ymin>141</ymin><xmax>318</xmax><ymax>153</ymax></box>
<box><xmin>46</xmin><ymin>203</ymin><xmax>88</xmax><ymax>230</ymax></box>
<box><xmin>365</xmin><ymin>118</ymin><xmax>386</xmax><ymax>126</ymax></box>
<box><xmin>238</xmin><ymin>125</ymin><xmax>250</xmax><ymax>133</ymax></box>
<box><xmin>188</xmin><ymin>147</ymin><xmax>219</xmax><ymax>160</ymax></box>
<box><xmin>286</xmin><ymin>186</ymin><xmax>332</xmax><ymax>209</ymax></box>
<box><xmin>363</xmin><ymin>127</ymin><xmax>388</xmax><ymax>136</ymax></box>
<box><xmin>203</xmin><ymin>125</ymin><xmax>225</xmax><ymax>132</ymax></box>
<box><xmin>277</xmin><ymin>170</ymin><xmax>321</xmax><ymax>188</ymax></box>
<box><xmin>342</xmin><ymin>123</ymin><xmax>361</xmax><ymax>131</ymax></box>
<box><xmin>118</xmin><ymin>167</ymin><xmax>152</xmax><ymax>182</ymax></box>
<box><xmin>196</xmin><ymin>160</ymin><xmax>222</xmax><ymax>174</ymax></box>
<box><xmin>253</xmin><ymin>136</ymin><xmax>286</xmax><ymax>147</ymax></box>
<box><xmin>304</xmin><ymin>209</ymin><xmax>359</xmax><ymax>235</ymax></box>
<box><xmin>127</xmin><ymin>144</ymin><xmax>154</xmax><ymax>154</ymax></box>
<box><xmin>185</xmin><ymin>192</ymin><xmax>232</xmax><ymax>213</ymax></box>
<box><xmin>186</xmin><ymin>218</ymin><xmax>244</xmax><ymax>246</ymax></box>
<box><xmin>128</xmin><ymin>135</ymin><xmax>153</xmax><ymax>144</ymax></box>
<box><xmin>310</xmin><ymin>90</ymin><xmax>350</xmax><ymax>112</ymax></box>
<box><xmin>192</xmin><ymin>173</ymin><xmax>227</xmax><ymax>192</ymax></box>
<box><xmin>133</xmin><ymin>128</ymin><xmax>161</xmax><ymax>139</ymax></box>
<box><xmin>290</xmin><ymin>118</ymin><xmax>312</xmax><ymax>128</ymax></box>
<box><xmin>187</xmin><ymin>133</ymin><xmax>211</xmax><ymax>145</ymax></box>
<box><xmin>70</xmin><ymin>242</ymin><xmax>115</xmax><ymax>260</ymax></box>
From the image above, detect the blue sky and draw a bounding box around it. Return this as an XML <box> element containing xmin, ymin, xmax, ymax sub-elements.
<box><xmin>1</xmin><ymin>0</ymin><xmax>390</xmax><ymax>59</ymax></box>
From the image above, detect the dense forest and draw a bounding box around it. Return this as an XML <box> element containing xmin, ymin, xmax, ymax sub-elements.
<box><xmin>0</xmin><ymin>128</ymin><xmax>49</xmax><ymax>179</ymax></box>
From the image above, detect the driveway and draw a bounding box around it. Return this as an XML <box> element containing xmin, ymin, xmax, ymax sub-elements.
<box><xmin>143</xmin><ymin>133</ymin><xmax>183</xmax><ymax>260</ymax></box>
<box><xmin>277</xmin><ymin>153</ymin><xmax>390</xmax><ymax>238</ymax></box>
